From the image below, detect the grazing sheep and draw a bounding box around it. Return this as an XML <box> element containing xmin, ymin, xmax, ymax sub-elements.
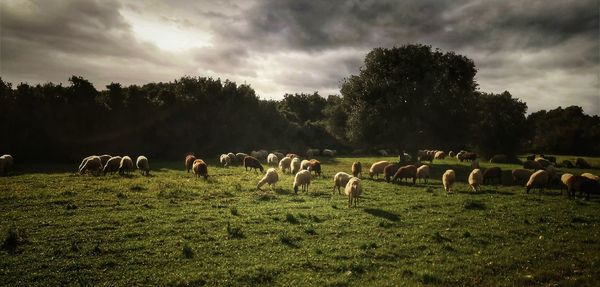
<box><xmin>545</xmin><ymin>165</ymin><xmax>560</xmax><ymax>185</ymax></box>
<box><xmin>119</xmin><ymin>156</ymin><xmax>134</xmax><ymax>176</ymax></box>
<box><xmin>257</xmin><ymin>168</ymin><xmax>279</xmax><ymax>190</ymax></box>
<box><xmin>483</xmin><ymin>167</ymin><xmax>502</xmax><ymax>185</ymax></box>
<box><xmin>136</xmin><ymin>156</ymin><xmax>150</xmax><ymax>176</ymax></box>
<box><xmin>185</xmin><ymin>154</ymin><xmax>196</xmax><ymax>173</ymax></box>
<box><xmin>0</xmin><ymin>154</ymin><xmax>14</xmax><ymax>176</ymax></box>
<box><xmin>333</xmin><ymin>172</ymin><xmax>352</xmax><ymax>194</ymax></box>
<box><xmin>544</xmin><ymin>156</ymin><xmax>557</xmax><ymax>163</ymax></box>
<box><xmin>307</xmin><ymin>159</ymin><xmax>322</xmax><ymax>177</ymax></box>
<box><xmin>535</xmin><ymin>158</ymin><xmax>551</xmax><ymax>168</ymax></box>
<box><xmin>562</xmin><ymin>160</ymin><xmax>574</xmax><ymax>168</ymax></box>
<box><xmin>526</xmin><ymin>154</ymin><xmax>536</xmax><ymax>161</ymax></box>
<box><xmin>581</xmin><ymin>173</ymin><xmax>599</xmax><ymax>182</ymax></box>
<box><xmin>434</xmin><ymin>151</ymin><xmax>446</xmax><ymax>160</ymax></box>
<box><xmin>244</xmin><ymin>156</ymin><xmax>264</xmax><ymax>173</ymax></box>
<box><xmin>273</xmin><ymin>152</ymin><xmax>285</xmax><ymax>160</ymax></box>
<box><xmin>286</xmin><ymin>153</ymin><xmax>300</xmax><ymax>159</ymax></box>
<box><xmin>278</xmin><ymin>157</ymin><xmax>292</xmax><ymax>174</ymax></box>
<box><xmin>290</xmin><ymin>157</ymin><xmax>301</xmax><ymax>174</ymax></box>
<box><xmin>306</xmin><ymin>148</ymin><xmax>320</xmax><ymax>157</ymax></box>
<box><xmin>568</xmin><ymin>175</ymin><xmax>600</xmax><ymax>200</ymax></box>
<box><xmin>419</xmin><ymin>152</ymin><xmax>434</xmax><ymax>163</ymax></box>
<box><xmin>322</xmin><ymin>149</ymin><xmax>337</xmax><ymax>157</ymax></box>
<box><xmin>251</xmin><ymin>150</ymin><xmax>268</xmax><ymax>160</ymax></box>
<box><xmin>463</xmin><ymin>152</ymin><xmax>477</xmax><ymax>161</ymax></box>
<box><xmin>220</xmin><ymin>154</ymin><xmax>231</xmax><ymax>167</ymax></box>
<box><xmin>192</xmin><ymin>159</ymin><xmax>209</xmax><ymax>179</ymax></box>
<box><xmin>471</xmin><ymin>160</ymin><xmax>480</xmax><ymax>170</ymax></box>
<box><xmin>369</xmin><ymin>161</ymin><xmax>390</xmax><ymax>179</ymax></box>
<box><xmin>456</xmin><ymin>151</ymin><xmax>465</xmax><ymax>161</ymax></box>
<box><xmin>560</xmin><ymin>173</ymin><xmax>574</xmax><ymax>193</ymax></box>
<box><xmin>235</xmin><ymin>153</ymin><xmax>249</xmax><ymax>164</ymax></box>
<box><xmin>448</xmin><ymin>151</ymin><xmax>455</xmax><ymax>158</ymax></box>
<box><xmin>512</xmin><ymin>169</ymin><xmax>533</xmax><ymax>186</ymax></box>
<box><xmin>99</xmin><ymin>155</ymin><xmax>112</xmax><ymax>166</ymax></box>
<box><xmin>80</xmin><ymin>156</ymin><xmax>102</xmax><ymax>175</ymax></box>
<box><xmin>526</xmin><ymin>170</ymin><xmax>549</xmax><ymax>193</ymax></box>
<box><xmin>442</xmin><ymin>170</ymin><xmax>456</xmax><ymax>193</ymax></box>
<box><xmin>576</xmin><ymin>158</ymin><xmax>591</xmax><ymax>169</ymax></box>
<box><xmin>489</xmin><ymin>154</ymin><xmax>507</xmax><ymax>163</ymax></box>
<box><xmin>468</xmin><ymin>169</ymin><xmax>483</xmax><ymax>192</ymax></box>
<box><xmin>293</xmin><ymin>170</ymin><xmax>311</xmax><ymax>194</ymax></box>
<box><xmin>103</xmin><ymin>156</ymin><xmax>122</xmax><ymax>175</ymax></box>
<box><xmin>523</xmin><ymin>160</ymin><xmax>543</xmax><ymax>170</ymax></box>
<box><xmin>352</xmin><ymin>161</ymin><xmax>362</xmax><ymax>178</ymax></box>
<box><xmin>78</xmin><ymin>155</ymin><xmax>95</xmax><ymax>172</ymax></box>
<box><xmin>383</xmin><ymin>163</ymin><xmax>401</xmax><ymax>183</ymax></box>
<box><xmin>227</xmin><ymin>153</ymin><xmax>236</xmax><ymax>164</ymax></box>
<box><xmin>300</xmin><ymin>159</ymin><xmax>311</xmax><ymax>170</ymax></box>
<box><xmin>267</xmin><ymin>153</ymin><xmax>279</xmax><ymax>167</ymax></box>
<box><xmin>345</xmin><ymin>177</ymin><xmax>362</xmax><ymax>207</ymax></box>
<box><xmin>416</xmin><ymin>165</ymin><xmax>430</xmax><ymax>183</ymax></box>
<box><xmin>392</xmin><ymin>165</ymin><xmax>417</xmax><ymax>184</ymax></box>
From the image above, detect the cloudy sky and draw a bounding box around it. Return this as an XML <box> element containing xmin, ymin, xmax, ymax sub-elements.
<box><xmin>1</xmin><ymin>0</ymin><xmax>598</xmax><ymax>114</ymax></box>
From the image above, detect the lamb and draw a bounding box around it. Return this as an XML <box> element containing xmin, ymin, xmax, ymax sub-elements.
<box><xmin>369</xmin><ymin>161</ymin><xmax>390</xmax><ymax>179</ymax></box>
<box><xmin>333</xmin><ymin>172</ymin><xmax>352</xmax><ymax>194</ymax></box>
<box><xmin>442</xmin><ymin>170</ymin><xmax>456</xmax><ymax>193</ymax></box>
<box><xmin>434</xmin><ymin>151</ymin><xmax>446</xmax><ymax>160</ymax></box>
<box><xmin>512</xmin><ymin>169</ymin><xmax>533</xmax><ymax>186</ymax></box>
<box><xmin>192</xmin><ymin>159</ymin><xmax>209</xmax><ymax>179</ymax></box>
<box><xmin>344</xmin><ymin>177</ymin><xmax>362</xmax><ymax>207</ymax></box>
<box><xmin>575</xmin><ymin>158</ymin><xmax>591</xmax><ymax>169</ymax></box>
<box><xmin>244</xmin><ymin>156</ymin><xmax>264</xmax><ymax>173</ymax></box>
<box><xmin>220</xmin><ymin>154</ymin><xmax>231</xmax><ymax>167</ymax></box>
<box><xmin>322</xmin><ymin>149</ymin><xmax>337</xmax><ymax>157</ymax></box>
<box><xmin>80</xmin><ymin>156</ymin><xmax>102</xmax><ymax>175</ymax></box>
<box><xmin>267</xmin><ymin>153</ymin><xmax>279</xmax><ymax>167</ymax></box>
<box><xmin>119</xmin><ymin>156</ymin><xmax>134</xmax><ymax>176</ymax></box>
<box><xmin>392</xmin><ymin>165</ymin><xmax>417</xmax><ymax>184</ymax></box>
<box><xmin>483</xmin><ymin>167</ymin><xmax>502</xmax><ymax>185</ymax></box>
<box><xmin>278</xmin><ymin>157</ymin><xmax>292</xmax><ymax>174</ymax></box>
<box><xmin>352</xmin><ymin>161</ymin><xmax>362</xmax><ymax>178</ymax></box>
<box><xmin>523</xmin><ymin>160</ymin><xmax>543</xmax><ymax>170</ymax></box>
<box><xmin>306</xmin><ymin>159</ymin><xmax>322</xmax><ymax>177</ymax></box>
<box><xmin>383</xmin><ymin>163</ymin><xmax>401</xmax><ymax>183</ymax></box>
<box><xmin>185</xmin><ymin>154</ymin><xmax>196</xmax><ymax>173</ymax></box>
<box><xmin>468</xmin><ymin>169</ymin><xmax>483</xmax><ymax>192</ymax></box>
<box><xmin>103</xmin><ymin>156</ymin><xmax>122</xmax><ymax>175</ymax></box>
<box><xmin>567</xmin><ymin>175</ymin><xmax>599</xmax><ymax>200</ymax></box>
<box><xmin>416</xmin><ymin>165</ymin><xmax>430</xmax><ymax>183</ymax></box>
<box><xmin>136</xmin><ymin>155</ymin><xmax>150</xmax><ymax>176</ymax></box>
<box><xmin>0</xmin><ymin>154</ymin><xmax>14</xmax><ymax>176</ymax></box>
<box><xmin>99</xmin><ymin>155</ymin><xmax>112</xmax><ymax>166</ymax></box>
<box><xmin>581</xmin><ymin>173</ymin><xmax>599</xmax><ymax>182</ymax></box>
<box><xmin>526</xmin><ymin>170</ymin><xmax>549</xmax><ymax>193</ymax></box>
<box><xmin>471</xmin><ymin>160</ymin><xmax>480</xmax><ymax>170</ymax></box>
<box><xmin>257</xmin><ymin>168</ymin><xmax>279</xmax><ymax>190</ymax></box>
<box><xmin>293</xmin><ymin>170</ymin><xmax>311</xmax><ymax>194</ymax></box>
<box><xmin>290</xmin><ymin>157</ymin><xmax>301</xmax><ymax>174</ymax></box>
<box><xmin>235</xmin><ymin>153</ymin><xmax>248</xmax><ymax>164</ymax></box>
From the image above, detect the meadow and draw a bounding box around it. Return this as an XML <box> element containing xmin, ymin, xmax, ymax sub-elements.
<box><xmin>1</xmin><ymin>156</ymin><xmax>599</xmax><ymax>286</ymax></box>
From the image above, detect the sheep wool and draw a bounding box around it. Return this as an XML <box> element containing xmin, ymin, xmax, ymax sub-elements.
<box><xmin>416</xmin><ymin>165</ymin><xmax>430</xmax><ymax>183</ymax></box>
<box><xmin>333</xmin><ymin>172</ymin><xmax>352</xmax><ymax>194</ymax></box>
<box><xmin>290</xmin><ymin>157</ymin><xmax>301</xmax><ymax>174</ymax></box>
<box><xmin>442</xmin><ymin>170</ymin><xmax>456</xmax><ymax>193</ymax></box>
<box><xmin>257</xmin><ymin>168</ymin><xmax>279</xmax><ymax>190</ymax></box>
<box><xmin>293</xmin><ymin>170</ymin><xmax>311</xmax><ymax>194</ymax></box>
<box><xmin>192</xmin><ymin>159</ymin><xmax>209</xmax><ymax>179</ymax></box>
<box><xmin>279</xmin><ymin>157</ymin><xmax>292</xmax><ymax>174</ymax></box>
<box><xmin>581</xmin><ymin>173</ymin><xmax>599</xmax><ymax>182</ymax></box>
<box><xmin>267</xmin><ymin>153</ymin><xmax>279</xmax><ymax>167</ymax></box>
<box><xmin>352</xmin><ymin>161</ymin><xmax>362</xmax><ymax>178</ymax></box>
<box><xmin>369</xmin><ymin>161</ymin><xmax>390</xmax><ymax>179</ymax></box>
<box><xmin>136</xmin><ymin>156</ymin><xmax>150</xmax><ymax>176</ymax></box>
<box><xmin>220</xmin><ymin>154</ymin><xmax>231</xmax><ymax>167</ymax></box>
<box><xmin>235</xmin><ymin>153</ymin><xmax>248</xmax><ymax>164</ymax></box>
<box><xmin>227</xmin><ymin>153</ymin><xmax>236</xmax><ymax>164</ymax></box>
<box><xmin>80</xmin><ymin>156</ymin><xmax>102</xmax><ymax>175</ymax></box>
<box><xmin>119</xmin><ymin>156</ymin><xmax>134</xmax><ymax>176</ymax></box>
<box><xmin>468</xmin><ymin>169</ymin><xmax>483</xmax><ymax>192</ymax></box>
<box><xmin>300</xmin><ymin>159</ymin><xmax>311</xmax><ymax>170</ymax></box>
<box><xmin>526</xmin><ymin>170</ymin><xmax>549</xmax><ymax>193</ymax></box>
<box><xmin>185</xmin><ymin>154</ymin><xmax>196</xmax><ymax>173</ymax></box>
<box><xmin>103</xmin><ymin>156</ymin><xmax>122</xmax><ymax>175</ymax></box>
<box><xmin>344</xmin><ymin>177</ymin><xmax>362</xmax><ymax>207</ymax></box>
<box><xmin>99</xmin><ymin>155</ymin><xmax>112</xmax><ymax>166</ymax></box>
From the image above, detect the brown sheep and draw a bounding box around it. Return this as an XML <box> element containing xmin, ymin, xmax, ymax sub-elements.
<box><xmin>192</xmin><ymin>159</ymin><xmax>208</xmax><ymax>179</ymax></box>
<box><xmin>512</xmin><ymin>169</ymin><xmax>533</xmax><ymax>186</ymax></box>
<box><xmin>185</xmin><ymin>154</ymin><xmax>196</xmax><ymax>173</ymax></box>
<box><xmin>244</xmin><ymin>156</ymin><xmax>264</xmax><ymax>173</ymax></box>
<box><xmin>306</xmin><ymin>159</ymin><xmax>322</xmax><ymax>177</ymax></box>
<box><xmin>575</xmin><ymin>158</ymin><xmax>591</xmax><ymax>169</ymax></box>
<box><xmin>99</xmin><ymin>154</ymin><xmax>112</xmax><ymax>166</ymax></box>
<box><xmin>535</xmin><ymin>158</ymin><xmax>551</xmax><ymax>168</ymax></box>
<box><xmin>468</xmin><ymin>169</ymin><xmax>484</xmax><ymax>192</ymax></box>
<box><xmin>483</xmin><ymin>167</ymin><xmax>502</xmax><ymax>185</ymax></box>
<box><xmin>352</xmin><ymin>161</ymin><xmax>362</xmax><ymax>178</ymax></box>
<box><xmin>383</xmin><ymin>163</ymin><xmax>401</xmax><ymax>183</ymax></box>
<box><xmin>523</xmin><ymin>160</ymin><xmax>543</xmax><ymax>170</ymax></box>
<box><xmin>489</xmin><ymin>154</ymin><xmax>507</xmax><ymax>163</ymax></box>
<box><xmin>392</xmin><ymin>165</ymin><xmax>417</xmax><ymax>184</ymax></box>
<box><xmin>567</xmin><ymin>175</ymin><xmax>599</xmax><ymax>200</ymax></box>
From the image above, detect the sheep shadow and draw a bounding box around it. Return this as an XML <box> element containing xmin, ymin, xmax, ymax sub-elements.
<box><xmin>364</xmin><ymin>208</ymin><xmax>400</xmax><ymax>222</ymax></box>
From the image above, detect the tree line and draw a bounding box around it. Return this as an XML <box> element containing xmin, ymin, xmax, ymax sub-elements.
<box><xmin>0</xmin><ymin>44</ymin><xmax>598</xmax><ymax>162</ymax></box>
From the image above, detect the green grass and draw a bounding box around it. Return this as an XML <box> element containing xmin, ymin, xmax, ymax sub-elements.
<box><xmin>0</xmin><ymin>156</ymin><xmax>599</xmax><ymax>286</ymax></box>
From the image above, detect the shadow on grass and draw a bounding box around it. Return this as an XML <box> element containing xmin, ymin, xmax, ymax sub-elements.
<box><xmin>364</xmin><ymin>208</ymin><xmax>400</xmax><ymax>222</ymax></box>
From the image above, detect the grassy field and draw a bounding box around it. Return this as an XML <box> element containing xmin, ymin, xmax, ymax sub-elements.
<box><xmin>1</xmin><ymin>156</ymin><xmax>599</xmax><ymax>286</ymax></box>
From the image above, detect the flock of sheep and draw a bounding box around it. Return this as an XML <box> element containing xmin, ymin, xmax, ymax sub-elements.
<box><xmin>78</xmin><ymin>155</ymin><xmax>150</xmax><ymax>176</ymax></box>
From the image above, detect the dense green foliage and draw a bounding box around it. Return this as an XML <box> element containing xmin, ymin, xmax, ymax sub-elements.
<box><xmin>1</xmin><ymin>156</ymin><xmax>599</xmax><ymax>286</ymax></box>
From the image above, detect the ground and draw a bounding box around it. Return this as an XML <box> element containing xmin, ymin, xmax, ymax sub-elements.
<box><xmin>1</xmin><ymin>156</ymin><xmax>599</xmax><ymax>286</ymax></box>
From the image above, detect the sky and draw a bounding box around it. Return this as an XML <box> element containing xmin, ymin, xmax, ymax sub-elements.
<box><xmin>1</xmin><ymin>0</ymin><xmax>598</xmax><ymax>115</ymax></box>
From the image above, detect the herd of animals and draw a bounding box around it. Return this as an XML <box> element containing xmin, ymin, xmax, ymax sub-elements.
<box><xmin>0</xmin><ymin>149</ymin><xmax>599</xmax><ymax>206</ymax></box>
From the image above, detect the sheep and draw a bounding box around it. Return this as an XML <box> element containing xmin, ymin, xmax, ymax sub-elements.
<box><xmin>456</xmin><ymin>151</ymin><xmax>465</xmax><ymax>161</ymax></box>
<box><xmin>306</xmin><ymin>159</ymin><xmax>322</xmax><ymax>177</ymax></box>
<box><xmin>483</xmin><ymin>167</ymin><xmax>502</xmax><ymax>185</ymax></box>
<box><xmin>78</xmin><ymin>155</ymin><xmax>95</xmax><ymax>172</ymax></box>
<box><xmin>185</xmin><ymin>154</ymin><xmax>196</xmax><ymax>173</ymax></box>
<box><xmin>80</xmin><ymin>156</ymin><xmax>102</xmax><ymax>175</ymax></box>
<box><xmin>463</xmin><ymin>152</ymin><xmax>477</xmax><ymax>161</ymax></box>
<box><xmin>220</xmin><ymin>154</ymin><xmax>231</xmax><ymax>167</ymax></box>
<box><xmin>333</xmin><ymin>172</ymin><xmax>352</xmax><ymax>194</ymax></box>
<box><xmin>562</xmin><ymin>160</ymin><xmax>574</xmax><ymax>168</ymax></box>
<box><xmin>273</xmin><ymin>152</ymin><xmax>285</xmax><ymax>160</ymax></box>
<box><xmin>352</xmin><ymin>161</ymin><xmax>362</xmax><ymax>178</ymax></box>
<box><xmin>489</xmin><ymin>154</ymin><xmax>507</xmax><ymax>163</ymax></box>
<box><xmin>383</xmin><ymin>163</ymin><xmax>401</xmax><ymax>183</ymax></box>
<box><xmin>526</xmin><ymin>154</ymin><xmax>536</xmax><ymax>161</ymax></box>
<box><xmin>119</xmin><ymin>156</ymin><xmax>134</xmax><ymax>176</ymax></box>
<box><xmin>567</xmin><ymin>175</ymin><xmax>600</xmax><ymax>200</ymax></box>
<box><xmin>471</xmin><ymin>160</ymin><xmax>480</xmax><ymax>170</ymax></box>
<box><xmin>448</xmin><ymin>151</ymin><xmax>455</xmax><ymax>158</ymax></box>
<box><xmin>560</xmin><ymin>173</ymin><xmax>574</xmax><ymax>194</ymax></box>
<box><xmin>545</xmin><ymin>165</ymin><xmax>559</xmax><ymax>185</ymax></box>
<box><xmin>526</xmin><ymin>170</ymin><xmax>549</xmax><ymax>193</ymax></box>
<box><xmin>244</xmin><ymin>156</ymin><xmax>264</xmax><ymax>173</ymax></box>
<box><xmin>286</xmin><ymin>153</ymin><xmax>300</xmax><ymax>159</ymax></box>
<box><xmin>535</xmin><ymin>158</ymin><xmax>551</xmax><ymax>168</ymax></box>
<box><xmin>512</xmin><ymin>169</ymin><xmax>533</xmax><ymax>186</ymax></box>
<box><xmin>434</xmin><ymin>151</ymin><xmax>446</xmax><ymax>159</ymax></box>
<box><xmin>419</xmin><ymin>152</ymin><xmax>434</xmax><ymax>163</ymax></box>
<box><xmin>322</xmin><ymin>149</ymin><xmax>337</xmax><ymax>157</ymax></box>
<box><xmin>235</xmin><ymin>153</ymin><xmax>249</xmax><ymax>164</ymax></box>
<box><xmin>278</xmin><ymin>157</ymin><xmax>292</xmax><ymax>174</ymax></box>
<box><xmin>99</xmin><ymin>155</ymin><xmax>112</xmax><ymax>166</ymax></box>
<box><xmin>581</xmin><ymin>173</ymin><xmax>599</xmax><ymax>182</ymax></box>
<box><xmin>416</xmin><ymin>165</ymin><xmax>430</xmax><ymax>183</ymax></box>
<box><xmin>227</xmin><ymin>153</ymin><xmax>236</xmax><ymax>164</ymax></box>
<box><xmin>266</xmin><ymin>153</ymin><xmax>278</xmax><ymax>167</ymax></box>
<box><xmin>468</xmin><ymin>169</ymin><xmax>483</xmax><ymax>192</ymax></box>
<box><xmin>257</xmin><ymin>168</ymin><xmax>279</xmax><ymax>190</ymax></box>
<box><xmin>345</xmin><ymin>177</ymin><xmax>362</xmax><ymax>207</ymax></box>
<box><xmin>369</xmin><ymin>161</ymin><xmax>390</xmax><ymax>179</ymax></box>
<box><xmin>290</xmin><ymin>157</ymin><xmax>301</xmax><ymax>174</ymax></box>
<box><xmin>0</xmin><ymin>154</ymin><xmax>14</xmax><ymax>175</ymax></box>
<box><xmin>293</xmin><ymin>170</ymin><xmax>311</xmax><ymax>194</ymax></box>
<box><xmin>192</xmin><ymin>159</ymin><xmax>209</xmax><ymax>179</ymax></box>
<box><xmin>251</xmin><ymin>150</ymin><xmax>268</xmax><ymax>160</ymax></box>
<box><xmin>543</xmin><ymin>155</ymin><xmax>557</xmax><ymax>163</ymax></box>
<box><xmin>103</xmin><ymin>156</ymin><xmax>122</xmax><ymax>175</ymax></box>
<box><xmin>576</xmin><ymin>158</ymin><xmax>591</xmax><ymax>169</ymax></box>
<box><xmin>442</xmin><ymin>170</ymin><xmax>456</xmax><ymax>193</ymax></box>
<box><xmin>306</xmin><ymin>148</ymin><xmax>320</xmax><ymax>157</ymax></box>
<box><xmin>136</xmin><ymin>155</ymin><xmax>150</xmax><ymax>176</ymax></box>
<box><xmin>378</xmin><ymin>149</ymin><xmax>389</xmax><ymax>156</ymax></box>
<box><xmin>392</xmin><ymin>165</ymin><xmax>417</xmax><ymax>184</ymax></box>
<box><xmin>523</xmin><ymin>160</ymin><xmax>543</xmax><ymax>170</ymax></box>
<box><xmin>300</xmin><ymin>159</ymin><xmax>311</xmax><ymax>171</ymax></box>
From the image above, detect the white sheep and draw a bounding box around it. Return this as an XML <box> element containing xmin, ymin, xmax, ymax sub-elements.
<box><xmin>136</xmin><ymin>155</ymin><xmax>150</xmax><ymax>176</ymax></box>
<box><xmin>290</xmin><ymin>157</ymin><xmax>301</xmax><ymax>174</ymax></box>
<box><xmin>103</xmin><ymin>156</ymin><xmax>122</xmax><ymax>175</ymax></box>
<box><xmin>220</xmin><ymin>154</ymin><xmax>231</xmax><ymax>167</ymax></box>
<box><xmin>257</xmin><ymin>168</ymin><xmax>279</xmax><ymax>190</ymax></box>
<box><xmin>369</xmin><ymin>161</ymin><xmax>390</xmax><ymax>179</ymax></box>
<box><xmin>119</xmin><ymin>156</ymin><xmax>134</xmax><ymax>175</ymax></box>
<box><xmin>434</xmin><ymin>151</ymin><xmax>446</xmax><ymax>159</ymax></box>
<box><xmin>581</xmin><ymin>173</ymin><xmax>599</xmax><ymax>182</ymax></box>
<box><xmin>333</xmin><ymin>172</ymin><xmax>352</xmax><ymax>194</ymax></box>
<box><xmin>279</xmin><ymin>157</ymin><xmax>292</xmax><ymax>174</ymax></box>
<box><xmin>300</xmin><ymin>159</ymin><xmax>311</xmax><ymax>170</ymax></box>
<box><xmin>344</xmin><ymin>177</ymin><xmax>362</xmax><ymax>207</ymax></box>
<box><xmin>267</xmin><ymin>153</ymin><xmax>279</xmax><ymax>167</ymax></box>
<box><xmin>526</xmin><ymin>170</ymin><xmax>549</xmax><ymax>193</ymax></box>
<box><xmin>468</xmin><ymin>169</ymin><xmax>483</xmax><ymax>192</ymax></box>
<box><xmin>0</xmin><ymin>154</ymin><xmax>14</xmax><ymax>176</ymax></box>
<box><xmin>293</xmin><ymin>170</ymin><xmax>311</xmax><ymax>194</ymax></box>
<box><xmin>416</xmin><ymin>165</ymin><xmax>430</xmax><ymax>183</ymax></box>
<box><xmin>442</xmin><ymin>169</ymin><xmax>456</xmax><ymax>193</ymax></box>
